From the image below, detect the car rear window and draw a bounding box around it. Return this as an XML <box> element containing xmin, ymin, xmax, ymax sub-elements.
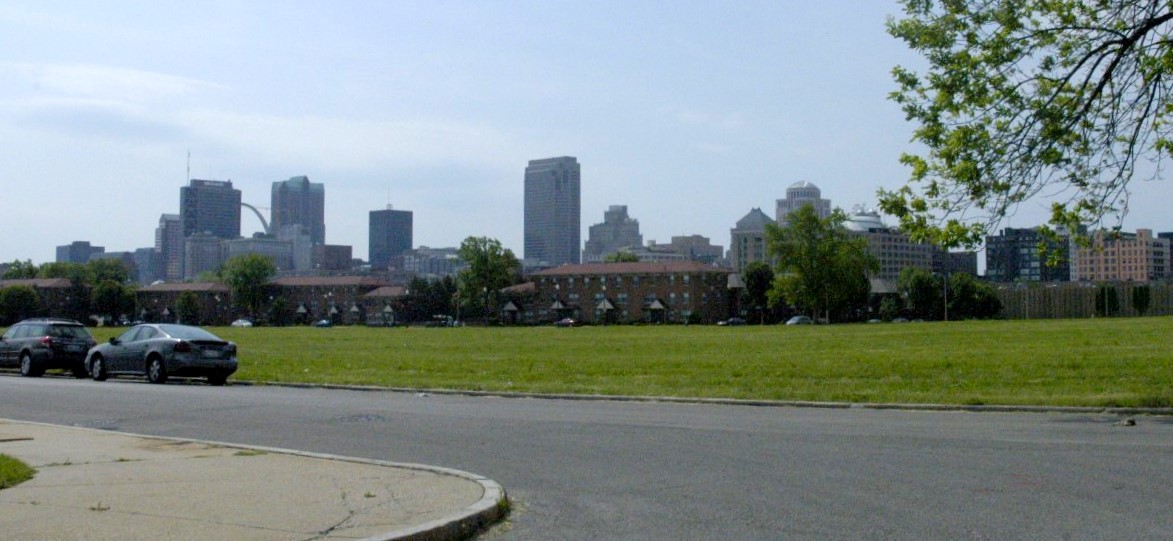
<box><xmin>157</xmin><ymin>325</ymin><xmax>221</xmax><ymax>341</ymax></box>
<box><xmin>49</xmin><ymin>325</ymin><xmax>90</xmax><ymax>338</ymax></box>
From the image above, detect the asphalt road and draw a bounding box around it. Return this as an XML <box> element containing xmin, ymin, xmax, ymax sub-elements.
<box><xmin>1</xmin><ymin>374</ymin><xmax>1171</xmax><ymax>540</ymax></box>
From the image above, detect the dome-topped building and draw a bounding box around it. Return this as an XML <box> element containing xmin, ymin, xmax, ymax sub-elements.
<box><xmin>776</xmin><ymin>181</ymin><xmax>831</xmax><ymax>224</ymax></box>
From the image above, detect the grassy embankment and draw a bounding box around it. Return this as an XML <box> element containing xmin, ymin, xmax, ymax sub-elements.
<box><xmin>86</xmin><ymin>317</ymin><xmax>1173</xmax><ymax>408</ymax></box>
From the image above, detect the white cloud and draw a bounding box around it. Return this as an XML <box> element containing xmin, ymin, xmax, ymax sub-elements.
<box><xmin>2</xmin><ymin>62</ymin><xmax>228</xmax><ymax>102</ymax></box>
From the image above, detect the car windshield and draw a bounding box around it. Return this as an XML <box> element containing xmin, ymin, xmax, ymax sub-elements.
<box><xmin>156</xmin><ymin>324</ymin><xmax>222</xmax><ymax>341</ymax></box>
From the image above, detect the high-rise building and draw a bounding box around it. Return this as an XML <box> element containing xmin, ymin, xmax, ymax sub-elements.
<box><xmin>844</xmin><ymin>207</ymin><xmax>934</xmax><ymax>282</ymax></box>
<box><xmin>1074</xmin><ymin>228</ymin><xmax>1170</xmax><ymax>282</ymax></box>
<box><xmin>271</xmin><ymin>175</ymin><xmax>325</xmax><ymax>245</ymax></box>
<box><xmin>55</xmin><ymin>241</ymin><xmax>104</xmax><ymax>264</ymax></box>
<box><xmin>369</xmin><ymin>207</ymin><xmax>413</xmax><ymax>269</ymax></box>
<box><xmin>730</xmin><ymin>208</ymin><xmax>773</xmax><ymax>272</ymax></box>
<box><xmin>583</xmin><ymin>205</ymin><xmax>643</xmax><ymax>263</ymax></box>
<box><xmin>524</xmin><ymin>156</ymin><xmax>581</xmax><ymax>268</ymax></box>
<box><xmin>181</xmin><ymin>179</ymin><xmax>241</xmax><ymax>239</ymax></box>
<box><xmin>985</xmin><ymin>227</ymin><xmax>1075</xmax><ymax>282</ymax></box>
<box><xmin>776</xmin><ymin>181</ymin><xmax>832</xmax><ymax>224</ymax></box>
<box><xmin>155</xmin><ymin>214</ymin><xmax>183</xmax><ymax>281</ymax></box>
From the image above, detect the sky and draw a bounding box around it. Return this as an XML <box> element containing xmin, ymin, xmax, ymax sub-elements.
<box><xmin>3</xmin><ymin>1</ymin><xmax>1171</xmax><ymax>266</ymax></box>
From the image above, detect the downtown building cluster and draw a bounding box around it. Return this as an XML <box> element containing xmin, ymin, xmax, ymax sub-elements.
<box><xmin>11</xmin><ymin>155</ymin><xmax>1173</xmax><ymax>324</ymax></box>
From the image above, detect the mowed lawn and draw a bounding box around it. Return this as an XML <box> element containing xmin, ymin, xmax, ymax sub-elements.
<box><xmin>85</xmin><ymin>317</ymin><xmax>1173</xmax><ymax>408</ymax></box>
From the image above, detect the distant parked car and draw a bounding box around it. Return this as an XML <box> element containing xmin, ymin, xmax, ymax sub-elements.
<box><xmin>86</xmin><ymin>323</ymin><xmax>237</xmax><ymax>385</ymax></box>
<box><xmin>785</xmin><ymin>315</ymin><xmax>814</xmax><ymax>326</ymax></box>
<box><xmin>0</xmin><ymin>318</ymin><xmax>96</xmax><ymax>378</ymax></box>
<box><xmin>230</xmin><ymin>318</ymin><xmax>253</xmax><ymax>327</ymax></box>
<box><xmin>718</xmin><ymin>317</ymin><xmax>747</xmax><ymax>326</ymax></box>
<box><xmin>554</xmin><ymin>317</ymin><xmax>579</xmax><ymax>327</ymax></box>
<box><xmin>312</xmin><ymin>319</ymin><xmax>333</xmax><ymax>328</ymax></box>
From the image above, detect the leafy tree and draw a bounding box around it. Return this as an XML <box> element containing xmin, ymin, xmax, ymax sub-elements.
<box><xmin>220</xmin><ymin>254</ymin><xmax>277</xmax><ymax>319</ymax></box>
<box><xmin>766</xmin><ymin>205</ymin><xmax>878</xmax><ymax>322</ymax></box>
<box><xmin>879</xmin><ymin>296</ymin><xmax>900</xmax><ymax>322</ymax></box>
<box><xmin>604</xmin><ymin>251</ymin><xmax>640</xmax><ymax>263</ymax></box>
<box><xmin>269</xmin><ymin>296</ymin><xmax>293</xmax><ymax>326</ymax></box>
<box><xmin>898</xmin><ymin>267</ymin><xmax>943</xmax><ymax>320</ymax></box>
<box><xmin>87</xmin><ymin>258</ymin><xmax>131</xmax><ymax>284</ymax></box>
<box><xmin>457</xmin><ymin>237</ymin><xmax>520</xmax><ymax>324</ymax></box>
<box><xmin>946</xmin><ymin>273</ymin><xmax>1001</xmax><ymax>320</ymax></box>
<box><xmin>0</xmin><ymin>286</ymin><xmax>41</xmax><ymax>325</ymax></box>
<box><xmin>90</xmin><ymin>280</ymin><xmax>134</xmax><ymax>323</ymax></box>
<box><xmin>176</xmin><ymin>291</ymin><xmax>200</xmax><ymax>324</ymax></box>
<box><xmin>884</xmin><ymin>1</ymin><xmax>1173</xmax><ymax>247</ymax></box>
<box><xmin>742</xmin><ymin>261</ymin><xmax>774</xmax><ymax>324</ymax></box>
<box><xmin>37</xmin><ymin>262</ymin><xmax>88</xmax><ymax>282</ymax></box>
<box><xmin>1131</xmin><ymin>284</ymin><xmax>1152</xmax><ymax>316</ymax></box>
<box><xmin>2</xmin><ymin>260</ymin><xmax>37</xmax><ymax>279</ymax></box>
<box><xmin>401</xmin><ymin>276</ymin><xmax>459</xmax><ymax>324</ymax></box>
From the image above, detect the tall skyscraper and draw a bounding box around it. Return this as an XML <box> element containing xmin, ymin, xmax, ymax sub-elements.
<box><xmin>369</xmin><ymin>207</ymin><xmax>413</xmax><ymax>269</ymax></box>
<box><xmin>271</xmin><ymin>175</ymin><xmax>325</xmax><ymax>245</ymax></box>
<box><xmin>524</xmin><ymin>156</ymin><xmax>581</xmax><ymax>267</ymax></box>
<box><xmin>180</xmin><ymin>179</ymin><xmax>241</xmax><ymax>239</ymax></box>
<box><xmin>55</xmin><ymin>241</ymin><xmax>104</xmax><ymax>263</ymax></box>
<box><xmin>155</xmin><ymin>213</ymin><xmax>183</xmax><ymax>281</ymax></box>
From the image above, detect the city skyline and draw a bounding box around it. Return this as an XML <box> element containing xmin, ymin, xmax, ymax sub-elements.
<box><xmin>4</xmin><ymin>1</ymin><xmax>1172</xmax><ymax>265</ymax></box>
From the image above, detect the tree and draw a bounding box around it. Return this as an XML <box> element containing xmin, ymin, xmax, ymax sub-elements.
<box><xmin>90</xmin><ymin>280</ymin><xmax>134</xmax><ymax>323</ymax></box>
<box><xmin>1095</xmin><ymin>284</ymin><xmax>1120</xmax><ymax>317</ymax></box>
<box><xmin>884</xmin><ymin>1</ymin><xmax>1173</xmax><ymax>247</ymax></box>
<box><xmin>742</xmin><ymin>261</ymin><xmax>775</xmax><ymax>324</ymax></box>
<box><xmin>766</xmin><ymin>205</ymin><xmax>878</xmax><ymax>322</ymax></box>
<box><xmin>1131</xmin><ymin>284</ymin><xmax>1152</xmax><ymax>316</ymax></box>
<box><xmin>898</xmin><ymin>267</ymin><xmax>943</xmax><ymax>320</ymax></box>
<box><xmin>604</xmin><ymin>251</ymin><xmax>640</xmax><ymax>263</ymax></box>
<box><xmin>220</xmin><ymin>254</ymin><xmax>277</xmax><ymax>319</ymax></box>
<box><xmin>2</xmin><ymin>260</ymin><xmax>37</xmax><ymax>279</ymax></box>
<box><xmin>456</xmin><ymin>237</ymin><xmax>520</xmax><ymax>324</ymax></box>
<box><xmin>176</xmin><ymin>291</ymin><xmax>200</xmax><ymax>324</ymax></box>
<box><xmin>0</xmin><ymin>286</ymin><xmax>41</xmax><ymax>325</ymax></box>
<box><xmin>946</xmin><ymin>273</ymin><xmax>1002</xmax><ymax>320</ymax></box>
<box><xmin>87</xmin><ymin>258</ymin><xmax>131</xmax><ymax>284</ymax></box>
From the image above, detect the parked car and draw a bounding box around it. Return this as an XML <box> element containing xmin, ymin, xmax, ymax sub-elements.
<box><xmin>312</xmin><ymin>319</ymin><xmax>333</xmax><ymax>328</ymax></box>
<box><xmin>554</xmin><ymin>317</ymin><xmax>579</xmax><ymax>327</ymax></box>
<box><xmin>0</xmin><ymin>318</ymin><xmax>96</xmax><ymax>378</ymax></box>
<box><xmin>86</xmin><ymin>323</ymin><xmax>237</xmax><ymax>385</ymax></box>
<box><xmin>718</xmin><ymin>317</ymin><xmax>746</xmax><ymax>326</ymax></box>
<box><xmin>230</xmin><ymin>318</ymin><xmax>253</xmax><ymax>327</ymax></box>
<box><xmin>785</xmin><ymin>315</ymin><xmax>814</xmax><ymax>325</ymax></box>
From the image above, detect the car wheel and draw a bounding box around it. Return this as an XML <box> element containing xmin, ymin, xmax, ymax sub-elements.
<box><xmin>19</xmin><ymin>353</ymin><xmax>43</xmax><ymax>378</ymax></box>
<box><xmin>206</xmin><ymin>373</ymin><xmax>228</xmax><ymax>386</ymax></box>
<box><xmin>90</xmin><ymin>355</ymin><xmax>108</xmax><ymax>381</ymax></box>
<box><xmin>147</xmin><ymin>357</ymin><xmax>168</xmax><ymax>384</ymax></box>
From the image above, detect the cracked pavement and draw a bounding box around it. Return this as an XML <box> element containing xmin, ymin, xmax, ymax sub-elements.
<box><xmin>0</xmin><ymin>420</ymin><xmax>504</xmax><ymax>541</ymax></box>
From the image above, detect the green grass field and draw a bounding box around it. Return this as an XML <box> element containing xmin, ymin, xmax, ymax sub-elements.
<box><xmin>87</xmin><ymin>317</ymin><xmax>1173</xmax><ymax>408</ymax></box>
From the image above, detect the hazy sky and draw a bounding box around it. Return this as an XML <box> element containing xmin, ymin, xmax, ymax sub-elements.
<box><xmin>3</xmin><ymin>1</ymin><xmax>1170</xmax><ymax>265</ymax></box>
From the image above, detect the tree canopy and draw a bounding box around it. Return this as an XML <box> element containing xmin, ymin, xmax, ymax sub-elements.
<box><xmin>604</xmin><ymin>251</ymin><xmax>640</xmax><ymax>263</ymax></box>
<box><xmin>884</xmin><ymin>0</ymin><xmax>1173</xmax><ymax>247</ymax></box>
<box><xmin>766</xmin><ymin>205</ymin><xmax>878</xmax><ymax>322</ymax></box>
<box><xmin>220</xmin><ymin>253</ymin><xmax>277</xmax><ymax>319</ymax></box>
<box><xmin>456</xmin><ymin>236</ymin><xmax>520</xmax><ymax>322</ymax></box>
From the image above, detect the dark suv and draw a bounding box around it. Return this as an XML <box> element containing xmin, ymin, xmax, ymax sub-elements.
<box><xmin>0</xmin><ymin>318</ymin><xmax>97</xmax><ymax>378</ymax></box>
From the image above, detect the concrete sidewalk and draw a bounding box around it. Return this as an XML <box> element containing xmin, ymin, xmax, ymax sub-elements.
<box><xmin>0</xmin><ymin>419</ymin><xmax>507</xmax><ymax>541</ymax></box>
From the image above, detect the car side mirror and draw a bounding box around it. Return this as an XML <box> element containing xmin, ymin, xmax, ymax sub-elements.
<box><xmin>109</xmin><ymin>337</ymin><xmax>120</xmax><ymax>345</ymax></box>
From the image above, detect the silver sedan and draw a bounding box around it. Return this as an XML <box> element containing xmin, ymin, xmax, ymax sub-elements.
<box><xmin>86</xmin><ymin>324</ymin><xmax>238</xmax><ymax>385</ymax></box>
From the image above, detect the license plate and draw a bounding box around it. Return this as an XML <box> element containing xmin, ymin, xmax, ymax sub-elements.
<box><xmin>65</xmin><ymin>345</ymin><xmax>83</xmax><ymax>352</ymax></box>
<box><xmin>203</xmin><ymin>350</ymin><xmax>222</xmax><ymax>358</ymax></box>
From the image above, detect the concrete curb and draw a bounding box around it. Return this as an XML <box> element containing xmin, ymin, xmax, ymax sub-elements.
<box><xmin>7</xmin><ymin>419</ymin><xmax>509</xmax><ymax>541</ymax></box>
<box><xmin>233</xmin><ymin>379</ymin><xmax>1173</xmax><ymax>417</ymax></box>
